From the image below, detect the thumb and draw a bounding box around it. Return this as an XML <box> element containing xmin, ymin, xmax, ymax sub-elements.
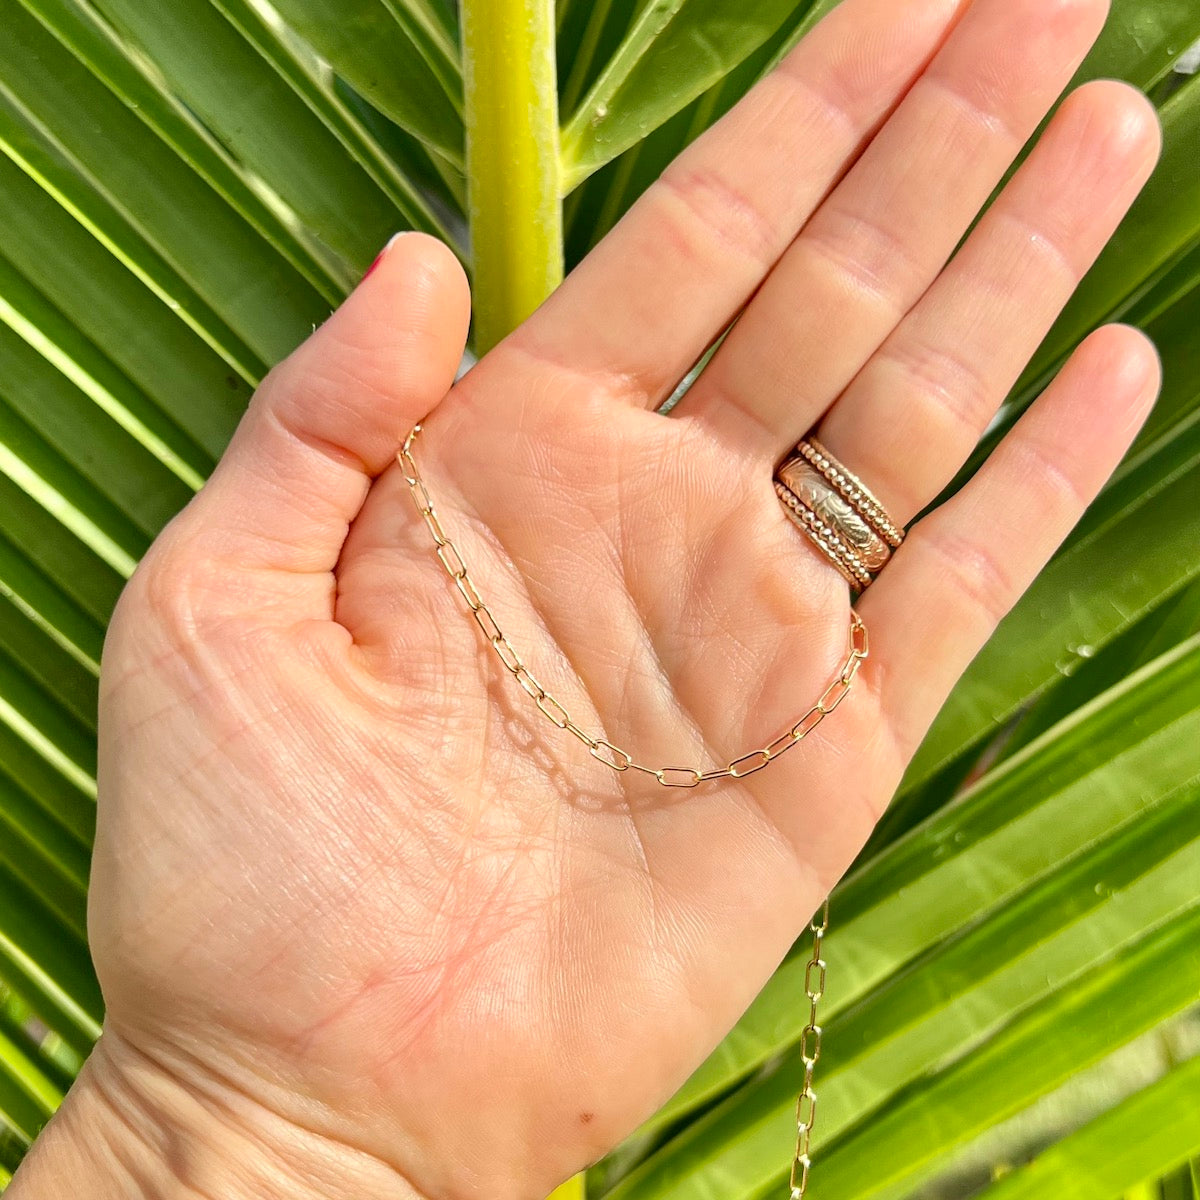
<box><xmin>169</xmin><ymin>232</ymin><xmax>470</xmax><ymax>598</ymax></box>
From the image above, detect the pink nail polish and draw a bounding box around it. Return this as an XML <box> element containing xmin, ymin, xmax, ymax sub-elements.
<box><xmin>363</xmin><ymin>249</ymin><xmax>387</xmax><ymax>281</ymax></box>
<box><xmin>362</xmin><ymin>232</ymin><xmax>409</xmax><ymax>283</ymax></box>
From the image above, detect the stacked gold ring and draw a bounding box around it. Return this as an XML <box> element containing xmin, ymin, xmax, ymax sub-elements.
<box><xmin>773</xmin><ymin>437</ymin><xmax>905</xmax><ymax>592</ymax></box>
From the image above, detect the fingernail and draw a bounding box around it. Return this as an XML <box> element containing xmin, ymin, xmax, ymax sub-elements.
<box><xmin>363</xmin><ymin>250</ymin><xmax>386</xmax><ymax>281</ymax></box>
<box><xmin>362</xmin><ymin>232</ymin><xmax>410</xmax><ymax>281</ymax></box>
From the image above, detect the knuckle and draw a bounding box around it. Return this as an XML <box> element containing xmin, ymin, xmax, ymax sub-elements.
<box><xmin>770</xmin><ymin>58</ymin><xmax>858</xmax><ymax>142</ymax></box>
<box><xmin>258</xmin><ymin>355</ymin><xmax>389</xmax><ymax>477</ymax></box>
<box><xmin>124</xmin><ymin>538</ymin><xmax>208</xmax><ymax>643</ymax></box>
<box><xmin>273</xmin><ymin>336</ymin><xmax>393</xmax><ymax>418</ymax></box>
<box><xmin>655</xmin><ymin>163</ymin><xmax>781</xmax><ymax>272</ymax></box>
<box><xmin>923</xmin><ymin>72</ymin><xmax>1022</xmax><ymax>146</ymax></box>
<box><xmin>798</xmin><ymin>208</ymin><xmax>915</xmax><ymax>316</ymax></box>
<box><xmin>876</xmin><ymin>337</ymin><xmax>993</xmax><ymax>441</ymax></box>
<box><xmin>995</xmin><ymin>209</ymin><xmax>1081</xmax><ymax>287</ymax></box>
<box><xmin>919</xmin><ymin>524</ymin><xmax>1020</xmax><ymax>629</ymax></box>
<box><xmin>1007</xmin><ymin>433</ymin><xmax>1093</xmax><ymax>513</ymax></box>
<box><xmin>112</xmin><ymin>528</ymin><xmax>280</xmax><ymax>685</ymax></box>
<box><xmin>106</xmin><ymin>550</ymin><xmax>201</xmax><ymax>675</ymax></box>
<box><xmin>772</xmin><ymin>36</ymin><xmax>891</xmax><ymax>142</ymax></box>
<box><xmin>117</xmin><ymin>505</ymin><xmax>246</xmax><ymax>643</ymax></box>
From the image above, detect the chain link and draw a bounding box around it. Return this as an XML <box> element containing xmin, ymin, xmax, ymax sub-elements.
<box><xmin>790</xmin><ymin>899</ymin><xmax>829</xmax><ymax>1200</ymax></box>
<box><xmin>399</xmin><ymin>420</ymin><xmax>867</xmax><ymax>791</ymax></box>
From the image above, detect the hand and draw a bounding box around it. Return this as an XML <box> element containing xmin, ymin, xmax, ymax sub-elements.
<box><xmin>12</xmin><ymin>0</ymin><xmax>1162</xmax><ymax>1196</ymax></box>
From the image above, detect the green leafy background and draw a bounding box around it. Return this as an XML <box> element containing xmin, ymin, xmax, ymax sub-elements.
<box><xmin>0</xmin><ymin>0</ymin><xmax>1198</xmax><ymax>1195</ymax></box>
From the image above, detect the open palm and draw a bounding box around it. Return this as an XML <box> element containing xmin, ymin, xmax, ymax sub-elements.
<box><xmin>80</xmin><ymin>0</ymin><xmax>1162</xmax><ymax>1197</ymax></box>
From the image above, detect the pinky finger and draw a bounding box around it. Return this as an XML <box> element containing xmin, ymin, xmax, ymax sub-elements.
<box><xmin>856</xmin><ymin>324</ymin><xmax>1162</xmax><ymax>762</ymax></box>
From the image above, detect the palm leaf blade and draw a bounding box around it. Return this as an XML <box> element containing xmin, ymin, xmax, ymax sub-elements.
<box><xmin>973</xmin><ymin>1051</ymin><xmax>1200</xmax><ymax>1200</ymax></box>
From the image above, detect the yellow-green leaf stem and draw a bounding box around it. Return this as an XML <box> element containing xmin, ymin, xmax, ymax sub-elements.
<box><xmin>547</xmin><ymin>1171</ymin><xmax>587</xmax><ymax>1200</ymax></box>
<box><xmin>462</xmin><ymin>0</ymin><xmax>563</xmax><ymax>352</ymax></box>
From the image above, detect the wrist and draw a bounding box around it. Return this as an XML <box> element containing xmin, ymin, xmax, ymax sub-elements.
<box><xmin>9</xmin><ymin>1029</ymin><xmax>427</xmax><ymax>1200</ymax></box>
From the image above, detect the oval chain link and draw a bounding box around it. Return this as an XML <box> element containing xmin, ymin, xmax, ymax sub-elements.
<box><xmin>399</xmin><ymin>422</ymin><xmax>869</xmax><ymax>787</ymax></box>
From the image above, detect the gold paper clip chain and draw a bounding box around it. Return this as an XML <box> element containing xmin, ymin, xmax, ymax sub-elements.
<box><xmin>790</xmin><ymin>900</ymin><xmax>829</xmax><ymax>1199</ymax></box>
<box><xmin>401</xmin><ymin>420</ymin><xmax>840</xmax><ymax>1193</ymax></box>
<box><xmin>398</xmin><ymin>422</ymin><xmax>868</xmax><ymax>788</ymax></box>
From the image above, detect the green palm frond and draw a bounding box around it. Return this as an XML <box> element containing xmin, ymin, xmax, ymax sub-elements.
<box><xmin>1</xmin><ymin>0</ymin><xmax>1198</xmax><ymax>1192</ymax></box>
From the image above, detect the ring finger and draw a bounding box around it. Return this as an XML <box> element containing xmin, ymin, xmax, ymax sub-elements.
<box><xmin>803</xmin><ymin>79</ymin><xmax>1160</xmax><ymax>531</ymax></box>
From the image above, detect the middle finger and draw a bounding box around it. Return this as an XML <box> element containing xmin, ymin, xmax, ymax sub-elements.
<box><xmin>677</xmin><ymin>0</ymin><xmax>1110</xmax><ymax>448</ymax></box>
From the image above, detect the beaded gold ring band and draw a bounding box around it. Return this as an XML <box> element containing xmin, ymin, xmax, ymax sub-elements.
<box><xmin>773</xmin><ymin>436</ymin><xmax>906</xmax><ymax>591</ymax></box>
